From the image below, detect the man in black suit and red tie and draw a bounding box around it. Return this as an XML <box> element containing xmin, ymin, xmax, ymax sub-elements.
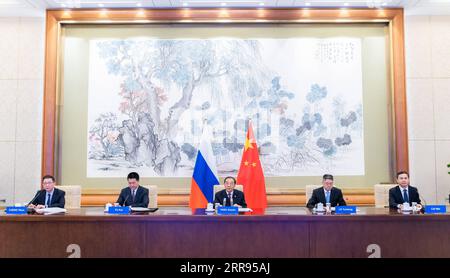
<box><xmin>389</xmin><ymin>171</ymin><xmax>422</xmax><ymax>209</ymax></box>
<box><xmin>214</xmin><ymin>176</ymin><xmax>247</xmax><ymax>208</ymax></box>
<box><xmin>116</xmin><ymin>172</ymin><xmax>149</xmax><ymax>207</ymax></box>
<box><xmin>306</xmin><ymin>174</ymin><xmax>347</xmax><ymax>209</ymax></box>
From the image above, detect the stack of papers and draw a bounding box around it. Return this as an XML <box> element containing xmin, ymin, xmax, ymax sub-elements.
<box><xmin>238</xmin><ymin>208</ymin><xmax>253</xmax><ymax>212</ymax></box>
<box><xmin>35</xmin><ymin>207</ymin><xmax>67</xmax><ymax>215</ymax></box>
<box><xmin>131</xmin><ymin>207</ymin><xmax>156</xmax><ymax>212</ymax></box>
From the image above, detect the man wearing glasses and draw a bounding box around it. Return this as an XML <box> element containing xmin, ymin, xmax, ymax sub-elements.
<box><xmin>28</xmin><ymin>175</ymin><xmax>66</xmax><ymax>209</ymax></box>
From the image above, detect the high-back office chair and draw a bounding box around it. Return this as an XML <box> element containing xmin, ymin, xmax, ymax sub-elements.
<box><xmin>373</xmin><ymin>184</ymin><xmax>396</xmax><ymax>208</ymax></box>
<box><xmin>213</xmin><ymin>184</ymin><xmax>244</xmax><ymax>196</ymax></box>
<box><xmin>55</xmin><ymin>185</ymin><xmax>81</xmax><ymax>209</ymax></box>
<box><xmin>144</xmin><ymin>185</ymin><xmax>158</xmax><ymax>208</ymax></box>
<box><xmin>305</xmin><ymin>184</ymin><xmax>322</xmax><ymax>203</ymax></box>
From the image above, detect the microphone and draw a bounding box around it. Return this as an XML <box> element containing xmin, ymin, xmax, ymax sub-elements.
<box><xmin>27</xmin><ymin>190</ymin><xmax>43</xmax><ymax>212</ymax></box>
<box><xmin>223</xmin><ymin>197</ymin><xmax>226</xmax><ymax>207</ymax></box>
<box><xmin>122</xmin><ymin>195</ymin><xmax>130</xmax><ymax>207</ymax></box>
<box><xmin>28</xmin><ymin>190</ymin><xmax>43</xmax><ymax>205</ymax></box>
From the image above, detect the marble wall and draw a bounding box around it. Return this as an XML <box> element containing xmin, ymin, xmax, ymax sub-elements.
<box><xmin>0</xmin><ymin>14</ymin><xmax>449</xmax><ymax>206</ymax></box>
<box><xmin>405</xmin><ymin>15</ymin><xmax>450</xmax><ymax>204</ymax></box>
<box><xmin>0</xmin><ymin>17</ymin><xmax>45</xmax><ymax>206</ymax></box>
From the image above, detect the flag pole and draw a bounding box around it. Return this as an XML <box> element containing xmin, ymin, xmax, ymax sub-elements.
<box><xmin>202</xmin><ymin>117</ymin><xmax>215</xmax><ymax>203</ymax></box>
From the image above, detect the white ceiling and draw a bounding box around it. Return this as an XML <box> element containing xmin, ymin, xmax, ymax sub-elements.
<box><xmin>1</xmin><ymin>0</ymin><xmax>450</xmax><ymax>17</ymax></box>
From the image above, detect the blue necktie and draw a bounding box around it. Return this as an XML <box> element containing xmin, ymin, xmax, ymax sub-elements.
<box><xmin>403</xmin><ymin>189</ymin><xmax>409</xmax><ymax>203</ymax></box>
<box><xmin>325</xmin><ymin>191</ymin><xmax>330</xmax><ymax>203</ymax></box>
<box><xmin>46</xmin><ymin>193</ymin><xmax>51</xmax><ymax>207</ymax></box>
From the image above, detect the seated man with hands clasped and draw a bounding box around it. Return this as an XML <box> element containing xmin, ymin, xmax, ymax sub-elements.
<box><xmin>28</xmin><ymin>175</ymin><xmax>65</xmax><ymax>209</ymax></box>
<box><xmin>116</xmin><ymin>172</ymin><xmax>149</xmax><ymax>208</ymax></box>
<box><xmin>306</xmin><ymin>174</ymin><xmax>346</xmax><ymax>209</ymax></box>
<box><xmin>214</xmin><ymin>176</ymin><xmax>247</xmax><ymax>208</ymax></box>
<box><xmin>389</xmin><ymin>171</ymin><xmax>422</xmax><ymax>210</ymax></box>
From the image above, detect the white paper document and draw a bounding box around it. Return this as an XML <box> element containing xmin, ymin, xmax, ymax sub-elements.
<box><xmin>35</xmin><ymin>207</ymin><xmax>67</xmax><ymax>215</ymax></box>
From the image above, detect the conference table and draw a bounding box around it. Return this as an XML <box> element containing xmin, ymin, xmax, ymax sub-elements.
<box><xmin>0</xmin><ymin>206</ymin><xmax>449</xmax><ymax>258</ymax></box>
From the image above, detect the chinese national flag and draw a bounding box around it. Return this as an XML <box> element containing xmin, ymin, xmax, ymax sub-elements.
<box><xmin>236</xmin><ymin>121</ymin><xmax>267</xmax><ymax>209</ymax></box>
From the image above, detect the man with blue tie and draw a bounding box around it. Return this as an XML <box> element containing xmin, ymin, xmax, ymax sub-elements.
<box><xmin>27</xmin><ymin>175</ymin><xmax>65</xmax><ymax>209</ymax></box>
<box><xmin>116</xmin><ymin>172</ymin><xmax>149</xmax><ymax>207</ymax></box>
<box><xmin>389</xmin><ymin>171</ymin><xmax>422</xmax><ymax>209</ymax></box>
<box><xmin>306</xmin><ymin>174</ymin><xmax>346</xmax><ymax>209</ymax></box>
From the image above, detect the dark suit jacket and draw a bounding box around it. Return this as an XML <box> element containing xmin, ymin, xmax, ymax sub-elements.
<box><xmin>306</xmin><ymin>187</ymin><xmax>346</xmax><ymax>209</ymax></box>
<box><xmin>388</xmin><ymin>185</ymin><xmax>421</xmax><ymax>208</ymax></box>
<box><xmin>214</xmin><ymin>189</ymin><xmax>247</xmax><ymax>208</ymax></box>
<box><xmin>117</xmin><ymin>186</ymin><xmax>149</xmax><ymax>207</ymax></box>
<box><xmin>30</xmin><ymin>188</ymin><xmax>65</xmax><ymax>208</ymax></box>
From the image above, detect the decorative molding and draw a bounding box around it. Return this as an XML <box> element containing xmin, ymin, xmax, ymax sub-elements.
<box><xmin>42</xmin><ymin>8</ymin><xmax>408</xmax><ymax>183</ymax></box>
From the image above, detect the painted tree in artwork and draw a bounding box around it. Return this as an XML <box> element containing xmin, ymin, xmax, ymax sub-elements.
<box><xmin>88</xmin><ymin>112</ymin><xmax>121</xmax><ymax>159</ymax></box>
<box><xmin>96</xmin><ymin>39</ymin><xmax>270</xmax><ymax>175</ymax></box>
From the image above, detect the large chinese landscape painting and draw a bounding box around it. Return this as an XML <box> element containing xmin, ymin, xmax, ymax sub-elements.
<box><xmin>87</xmin><ymin>37</ymin><xmax>364</xmax><ymax>177</ymax></box>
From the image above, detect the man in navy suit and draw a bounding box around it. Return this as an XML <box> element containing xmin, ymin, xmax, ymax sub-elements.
<box><xmin>306</xmin><ymin>174</ymin><xmax>346</xmax><ymax>209</ymax></box>
<box><xmin>28</xmin><ymin>175</ymin><xmax>65</xmax><ymax>209</ymax></box>
<box><xmin>214</xmin><ymin>176</ymin><xmax>247</xmax><ymax>208</ymax></box>
<box><xmin>116</xmin><ymin>172</ymin><xmax>149</xmax><ymax>207</ymax></box>
<box><xmin>389</xmin><ymin>171</ymin><xmax>422</xmax><ymax>209</ymax></box>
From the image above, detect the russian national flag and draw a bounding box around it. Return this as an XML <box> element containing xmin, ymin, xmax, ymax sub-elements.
<box><xmin>189</xmin><ymin>126</ymin><xmax>219</xmax><ymax>209</ymax></box>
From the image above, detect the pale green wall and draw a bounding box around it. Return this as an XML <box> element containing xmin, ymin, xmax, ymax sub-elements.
<box><xmin>59</xmin><ymin>23</ymin><xmax>391</xmax><ymax>190</ymax></box>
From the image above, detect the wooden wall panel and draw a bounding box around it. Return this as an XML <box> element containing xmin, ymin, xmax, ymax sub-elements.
<box><xmin>42</xmin><ymin>8</ymin><xmax>408</xmax><ymax>189</ymax></box>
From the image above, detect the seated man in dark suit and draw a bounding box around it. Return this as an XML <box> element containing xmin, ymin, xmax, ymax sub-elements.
<box><xmin>389</xmin><ymin>171</ymin><xmax>422</xmax><ymax>209</ymax></box>
<box><xmin>214</xmin><ymin>176</ymin><xmax>247</xmax><ymax>208</ymax></box>
<box><xmin>306</xmin><ymin>174</ymin><xmax>346</xmax><ymax>209</ymax></box>
<box><xmin>116</xmin><ymin>172</ymin><xmax>149</xmax><ymax>207</ymax></box>
<box><xmin>28</xmin><ymin>175</ymin><xmax>65</xmax><ymax>209</ymax></box>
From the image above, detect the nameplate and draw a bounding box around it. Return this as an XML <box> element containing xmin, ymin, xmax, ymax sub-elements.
<box><xmin>5</xmin><ymin>206</ymin><xmax>27</xmax><ymax>215</ymax></box>
<box><xmin>108</xmin><ymin>206</ymin><xmax>130</xmax><ymax>214</ymax></box>
<box><xmin>217</xmin><ymin>206</ymin><xmax>239</xmax><ymax>215</ymax></box>
<box><xmin>335</xmin><ymin>206</ymin><xmax>357</xmax><ymax>214</ymax></box>
<box><xmin>425</xmin><ymin>205</ymin><xmax>447</xmax><ymax>214</ymax></box>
